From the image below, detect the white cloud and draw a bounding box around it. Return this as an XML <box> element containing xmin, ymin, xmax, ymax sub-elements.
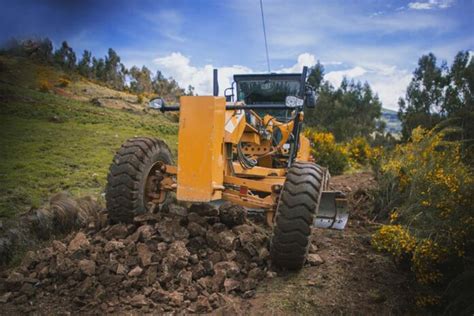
<box><xmin>408</xmin><ymin>0</ymin><xmax>454</xmax><ymax>10</ymax></box>
<box><xmin>325</xmin><ymin>66</ymin><xmax>368</xmax><ymax>86</ymax></box>
<box><xmin>154</xmin><ymin>52</ymin><xmax>412</xmax><ymax>110</ymax></box>
<box><xmin>279</xmin><ymin>53</ymin><xmax>316</xmax><ymax>73</ymax></box>
<box><xmin>154</xmin><ymin>52</ymin><xmax>252</xmax><ymax>95</ymax></box>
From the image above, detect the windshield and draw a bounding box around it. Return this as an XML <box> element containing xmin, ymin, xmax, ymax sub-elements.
<box><xmin>237</xmin><ymin>80</ymin><xmax>301</xmax><ymax>104</ymax></box>
<box><xmin>236</xmin><ymin>79</ymin><xmax>301</xmax><ymax>121</ymax></box>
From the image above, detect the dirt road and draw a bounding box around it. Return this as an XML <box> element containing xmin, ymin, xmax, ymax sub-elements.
<box><xmin>242</xmin><ymin>172</ymin><xmax>415</xmax><ymax>315</ymax></box>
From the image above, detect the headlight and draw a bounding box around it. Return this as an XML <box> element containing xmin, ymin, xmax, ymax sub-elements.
<box><xmin>285</xmin><ymin>96</ymin><xmax>304</xmax><ymax>108</ymax></box>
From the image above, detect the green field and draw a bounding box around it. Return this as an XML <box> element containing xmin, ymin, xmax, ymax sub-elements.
<box><xmin>0</xmin><ymin>57</ymin><xmax>178</xmax><ymax>217</ymax></box>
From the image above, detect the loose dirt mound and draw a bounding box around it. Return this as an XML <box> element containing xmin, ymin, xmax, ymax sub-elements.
<box><xmin>0</xmin><ymin>202</ymin><xmax>275</xmax><ymax>313</ymax></box>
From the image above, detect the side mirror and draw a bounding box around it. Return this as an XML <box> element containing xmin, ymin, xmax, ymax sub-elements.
<box><xmin>305</xmin><ymin>90</ymin><xmax>317</xmax><ymax>108</ymax></box>
<box><xmin>149</xmin><ymin>97</ymin><xmax>165</xmax><ymax>110</ymax></box>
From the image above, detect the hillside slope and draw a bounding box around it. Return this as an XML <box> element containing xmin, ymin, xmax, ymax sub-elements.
<box><xmin>381</xmin><ymin>108</ymin><xmax>401</xmax><ymax>135</ymax></box>
<box><xmin>0</xmin><ymin>56</ymin><xmax>178</xmax><ymax>218</ymax></box>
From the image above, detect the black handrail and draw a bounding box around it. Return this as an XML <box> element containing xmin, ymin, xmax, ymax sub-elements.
<box><xmin>157</xmin><ymin>103</ymin><xmax>302</xmax><ymax>112</ymax></box>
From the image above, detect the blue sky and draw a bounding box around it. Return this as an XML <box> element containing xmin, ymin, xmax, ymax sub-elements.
<box><xmin>1</xmin><ymin>0</ymin><xmax>473</xmax><ymax>109</ymax></box>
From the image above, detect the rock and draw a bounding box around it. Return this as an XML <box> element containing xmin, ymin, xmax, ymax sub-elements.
<box><xmin>78</xmin><ymin>259</ymin><xmax>96</xmax><ymax>276</ymax></box>
<box><xmin>156</xmin><ymin>242</ymin><xmax>168</xmax><ymax>252</ymax></box>
<box><xmin>190</xmin><ymin>203</ymin><xmax>218</xmax><ymax>217</ymax></box>
<box><xmin>219</xmin><ymin>202</ymin><xmax>246</xmax><ymax>227</ymax></box>
<box><xmin>224</xmin><ymin>278</ymin><xmax>240</xmax><ymax>293</ymax></box>
<box><xmin>68</xmin><ymin>232</ymin><xmax>89</xmax><ymax>252</ymax></box>
<box><xmin>211</xmin><ymin>270</ymin><xmax>225</xmax><ymax>292</ymax></box>
<box><xmin>0</xmin><ymin>201</ymin><xmax>274</xmax><ymax>313</ymax></box>
<box><xmin>187</xmin><ymin>212</ymin><xmax>207</xmax><ymax>226</ymax></box>
<box><xmin>134</xmin><ymin>213</ymin><xmax>161</xmax><ymax>223</ymax></box>
<box><xmin>197</xmin><ymin>276</ymin><xmax>212</xmax><ymax>290</ymax></box>
<box><xmin>133</xmin><ymin>224</ymin><xmax>155</xmax><ymax>241</ymax></box>
<box><xmin>214</xmin><ymin>261</ymin><xmax>240</xmax><ymax>278</ymax></box>
<box><xmin>240</xmin><ymin>278</ymin><xmax>257</xmax><ymax>292</ymax></box>
<box><xmin>52</xmin><ymin>240</ymin><xmax>67</xmax><ymax>253</ymax></box>
<box><xmin>167</xmin><ymin>241</ymin><xmax>190</xmax><ymax>267</ymax></box>
<box><xmin>218</xmin><ymin>230</ymin><xmax>237</xmax><ymax>251</ymax></box>
<box><xmin>233</xmin><ymin>224</ymin><xmax>255</xmax><ymax>235</ymax></box>
<box><xmin>307</xmin><ymin>253</ymin><xmax>324</xmax><ymax>266</ymax></box>
<box><xmin>168</xmin><ymin>291</ymin><xmax>184</xmax><ymax>307</ymax></box>
<box><xmin>258</xmin><ymin>247</ymin><xmax>270</xmax><ymax>261</ymax></box>
<box><xmin>0</xmin><ymin>292</ymin><xmax>12</xmax><ymax>303</ymax></box>
<box><xmin>223</xmin><ymin>250</ymin><xmax>237</xmax><ymax>261</ymax></box>
<box><xmin>309</xmin><ymin>243</ymin><xmax>318</xmax><ymax>253</ymax></box>
<box><xmin>128</xmin><ymin>266</ymin><xmax>143</xmax><ymax>277</ymax></box>
<box><xmin>104</xmin><ymin>224</ymin><xmax>129</xmax><ymax>240</ymax></box>
<box><xmin>196</xmin><ymin>295</ymin><xmax>212</xmax><ymax>312</ymax></box>
<box><xmin>208</xmin><ymin>251</ymin><xmax>222</xmax><ymax>264</ymax></box>
<box><xmin>136</xmin><ymin>243</ymin><xmax>153</xmax><ymax>266</ymax></box>
<box><xmin>4</xmin><ymin>272</ymin><xmax>25</xmax><ymax>291</ymax></box>
<box><xmin>266</xmin><ymin>271</ymin><xmax>277</xmax><ymax>278</ymax></box>
<box><xmin>168</xmin><ymin>204</ymin><xmax>188</xmax><ymax>217</ymax></box>
<box><xmin>19</xmin><ymin>283</ymin><xmax>35</xmax><ymax>297</ymax></box>
<box><xmin>242</xmin><ymin>290</ymin><xmax>256</xmax><ymax>299</ymax></box>
<box><xmin>248</xmin><ymin>267</ymin><xmax>265</xmax><ymax>280</ymax></box>
<box><xmin>130</xmin><ymin>294</ymin><xmax>148</xmax><ymax>307</ymax></box>
<box><xmin>178</xmin><ymin>270</ymin><xmax>193</xmax><ymax>287</ymax></box>
<box><xmin>144</xmin><ymin>265</ymin><xmax>158</xmax><ymax>286</ymax></box>
<box><xmin>205</xmin><ymin>230</ymin><xmax>220</xmax><ymax>250</ymax></box>
<box><xmin>187</xmin><ymin>222</ymin><xmax>206</xmax><ymax>237</ymax></box>
<box><xmin>104</xmin><ymin>240</ymin><xmax>125</xmax><ymax>252</ymax></box>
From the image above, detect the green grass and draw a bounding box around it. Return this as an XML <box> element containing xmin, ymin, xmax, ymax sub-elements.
<box><xmin>0</xmin><ymin>59</ymin><xmax>178</xmax><ymax>218</ymax></box>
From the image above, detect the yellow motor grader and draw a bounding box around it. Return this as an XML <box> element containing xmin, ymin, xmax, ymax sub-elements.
<box><xmin>105</xmin><ymin>67</ymin><xmax>348</xmax><ymax>270</ymax></box>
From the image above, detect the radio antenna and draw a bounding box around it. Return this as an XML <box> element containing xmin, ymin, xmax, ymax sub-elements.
<box><xmin>259</xmin><ymin>0</ymin><xmax>271</xmax><ymax>72</ymax></box>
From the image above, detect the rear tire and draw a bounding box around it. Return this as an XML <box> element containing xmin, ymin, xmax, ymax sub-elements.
<box><xmin>270</xmin><ymin>162</ymin><xmax>324</xmax><ymax>270</ymax></box>
<box><xmin>105</xmin><ymin>137</ymin><xmax>173</xmax><ymax>223</ymax></box>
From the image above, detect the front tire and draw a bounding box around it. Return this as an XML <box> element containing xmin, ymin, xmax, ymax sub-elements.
<box><xmin>105</xmin><ymin>137</ymin><xmax>173</xmax><ymax>223</ymax></box>
<box><xmin>270</xmin><ymin>162</ymin><xmax>324</xmax><ymax>270</ymax></box>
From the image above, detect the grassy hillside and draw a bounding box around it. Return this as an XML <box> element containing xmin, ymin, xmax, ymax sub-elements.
<box><xmin>0</xmin><ymin>56</ymin><xmax>178</xmax><ymax>218</ymax></box>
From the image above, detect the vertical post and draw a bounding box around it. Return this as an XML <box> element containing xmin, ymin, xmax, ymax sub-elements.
<box><xmin>213</xmin><ymin>69</ymin><xmax>219</xmax><ymax>96</ymax></box>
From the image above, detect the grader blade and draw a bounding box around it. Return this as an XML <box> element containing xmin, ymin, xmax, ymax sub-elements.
<box><xmin>314</xmin><ymin>191</ymin><xmax>349</xmax><ymax>230</ymax></box>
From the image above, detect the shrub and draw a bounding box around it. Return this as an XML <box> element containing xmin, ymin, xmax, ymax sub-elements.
<box><xmin>372</xmin><ymin>127</ymin><xmax>474</xmax><ymax>309</ymax></box>
<box><xmin>38</xmin><ymin>80</ymin><xmax>52</xmax><ymax>93</ymax></box>
<box><xmin>344</xmin><ymin>136</ymin><xmax>371</xmax><ymax>167</ymax></box>
<box><xmin>305</xmin><ymin>130</ymin><xmax>348</xmax><ymax>175</ymax></box>
<box><xmin>58</xmin><ymin>77</ymin><xmax>71</xmax><ymax>88</ymax></box>
<box><xmin>137</xmin><ymin>94</ymin><xmax>144</xmax><ymax>104</ymax></box>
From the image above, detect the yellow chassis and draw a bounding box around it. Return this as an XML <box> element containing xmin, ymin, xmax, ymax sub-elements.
<box><xmin>154</xmin><ymin>96</ymin><xmax>313</xmax><ymax>225</ymax></box>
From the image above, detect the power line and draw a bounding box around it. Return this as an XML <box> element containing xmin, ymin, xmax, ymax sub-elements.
<box><xmin>259</xmin><ymin>0</ymin><xmax>271</xmax><ymax>73</ymax></box>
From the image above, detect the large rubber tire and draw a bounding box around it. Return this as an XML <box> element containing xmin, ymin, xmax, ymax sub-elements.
<box><xmin>270</xmin><ymin>162</ymin><xmax>324</xmax><ymax>270</ymax></box>
<box><xmin>105</xmin><ymin>137</ymin><xmax>173</xmax><ymax>223</ymax></box>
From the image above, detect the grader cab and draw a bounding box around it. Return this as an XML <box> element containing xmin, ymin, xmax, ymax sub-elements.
<box><xmin>105</xmin><ymin>66</ymin><xmax>348</xmax><ymax>270</ymax></box>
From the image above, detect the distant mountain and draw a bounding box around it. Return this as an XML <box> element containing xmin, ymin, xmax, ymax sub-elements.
<box><xmin>381</xmin><ymin>108</ymin><xmax>402</xmax><ymax>135</ymax></box>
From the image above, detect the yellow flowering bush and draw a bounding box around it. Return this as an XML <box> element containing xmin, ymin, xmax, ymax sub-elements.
<box><xmin>304</xmin><ymin>130</ymin><xmax>348</xmax><ymax>175</ymax></box>
<box><xmin>372</xmin><ymin>127</ymin><xmax>474</xmax><ymax>308</ymax></box>
<box><xmin>344</xmin><ymin>136</ymin><xmax>371</xmax><ymax>166</ymax></box>
<box><xmin>38</xmin><ymin>79</ymin><xmax>52</xmax><ymax>92</ymax></box>
<box><xmin>57</xmin><ymin>77</ymin><xmax>71</xmax><ymax>88</ymax></box>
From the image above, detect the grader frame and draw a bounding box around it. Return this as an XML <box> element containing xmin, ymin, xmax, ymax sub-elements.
<box><xmin>106</xmin><ymin>67</ymin><xmax>348</xmax><ymax>270</ymax></box>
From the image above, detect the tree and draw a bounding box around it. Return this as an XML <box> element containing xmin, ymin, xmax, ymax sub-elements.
<box><xmin>104</xmin><ymin>48</ymin><xmax>125</xmax><ymax>90</ymax></box>
<box><xmin>444</xmin><ymin>51</ymin><xmax>474</xmax><ymax>115</ymax></box>
<box><xmin>305</xmin><ymin>65</ymin><xmax>383</xmax><ymax>141</ymax></box>
<box><xmin>77</xmin><ymin>50</ymin><xmax>92</xmax><ymax>78</ymax></box>
<box><xmin>398</xmin><ymin>53</ymin><xmax>447</xmax><ymax>140</ymax></box>
<box><xmin>307</xmin><ymin>61</ymin><xmax>324</xmax><ymax>90</ymax></box>
<box><xmin>186</xmin><ymin>85</ymin><xmax>195</xmax><ymax>96</ymax></box>
<box><xmin>92</xmin><ymin>57</ymin><xmax>106</xmax><ymax>81</ymax></box>
<box><xmin>130</xmin><ymin>66</ymin><xmax>153</xmax><ymax>94</ymax></box>
<box><xmin>53</xmin><ymin>41</ymin><xmax>76</xmax><ymax>70</ymax></box>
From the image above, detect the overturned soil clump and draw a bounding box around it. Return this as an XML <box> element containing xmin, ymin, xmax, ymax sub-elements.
<box><xmin>0</xmin><ymin>202</ymin><xmax>275</xmax><ymax>313</ymax></box>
